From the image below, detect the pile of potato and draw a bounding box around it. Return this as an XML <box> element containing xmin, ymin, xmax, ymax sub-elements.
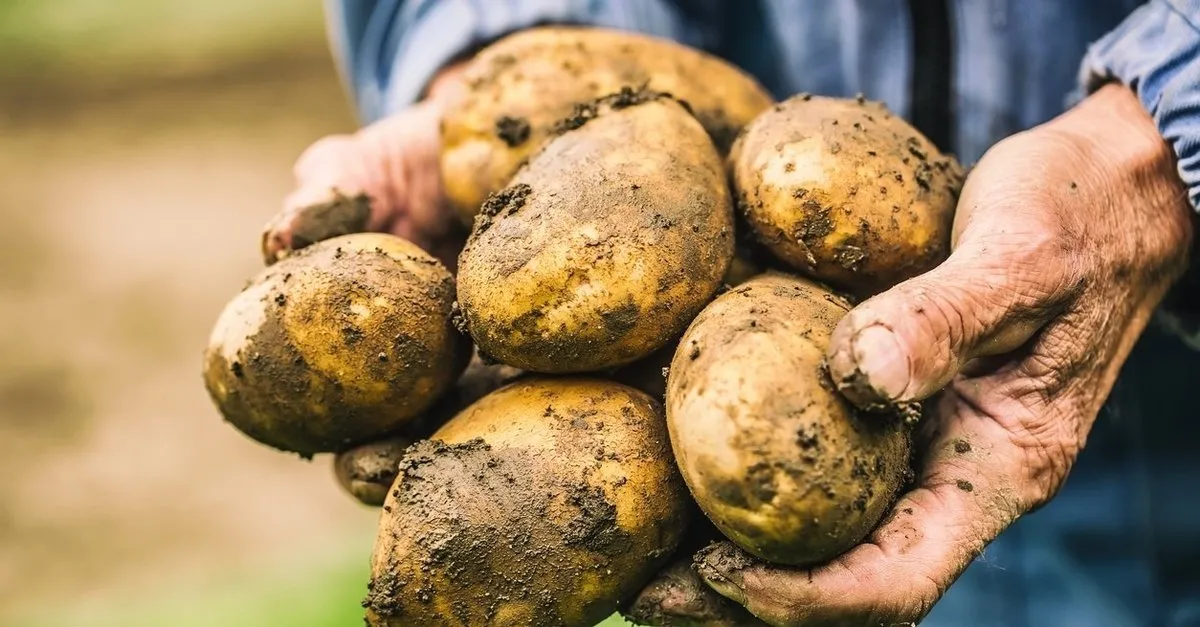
<box><xmin>203</xmin><ymin>27</ymin><xmax>964</xmax><ymax>627</ymax></box>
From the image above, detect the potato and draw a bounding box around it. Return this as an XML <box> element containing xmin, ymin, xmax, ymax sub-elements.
<box><xmin>364</xmin><ymin>378</ymin><xmax>691</xmax><ymax>627</ymax></box>
<box><xmin>666</xmin><ymin>273</ymin><xmax>912</xmax><ymax>566</ymax></box>
<box><xmin>203</xmin><ymin>233</ymin><xmax>469</xmax><ymax>456</ymax></box>
<box><xmin>457</xmin><ymin>94</ymin><xmax>734</xmax><ymax>373</ymax></box>
<box><xmin>442</xmin><ymin>26</ymin><xmax>774</xmax><ymax>223</ymax></box>
<box><xmin>333</xmin><ymin>354</ymin><xmax>523</xmax><ymax>506</ymax></box>
<box><xmin>730</xmin><ymin>94</ymin><xmax>965</xmax><ymax>296</ymax></box>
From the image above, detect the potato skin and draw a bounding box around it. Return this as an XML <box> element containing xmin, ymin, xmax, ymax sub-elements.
<box><xmin>203</xmin><ymin>233</ymin><xmax>469</xmax><ymax>456</ymax></box>
<box><xmin>666</xmin><ymin>273</ymin><xmax>911</xmax><ymax>566</ymax></box>
<box><xmin>333</xmin><ymin>354</ymin><xmax>523</xmax><ymax>506</ymax></box>
<box><xmin>442</xmin><ymin>26</ymin><xmax>774</xmax><ymax>223</ymax></box>
<box><xmin>731</xmin><ymin>95</ymin><xmax>965</xmax><ymax>296</ymax></box>
<box><xmin>457</xmin><ymin>96</ymin><xmax>734</xmax><ymax>373</ymax></box>
<box><xmin>365</xmin><ymin>378</ymin><xmax>691</xmax><ymax>627</ymax></box>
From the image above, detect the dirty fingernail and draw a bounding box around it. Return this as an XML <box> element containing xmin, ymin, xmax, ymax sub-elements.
<box><xmin>849</xmin><ymin>324</ymin><xmax>911</xmax><ymax>404</ymax></box>
<box><xmin>262</xmin><ymin>190</ymin><xmax>373</xmax><ymax>266</ymax></box>
<box><xmin>287</xmin><ymin>191</ymin><xmax>372</xmax><ymax>248</ymax></box>
<box><xmin>693</xmin><ymin>542</ymin><xmax>751</xmax><ymax>606</ymax></box>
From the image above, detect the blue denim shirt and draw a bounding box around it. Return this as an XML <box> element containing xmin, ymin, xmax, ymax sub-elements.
<box><xmin>326</xmin><ymin>2</ymin><xmax>1200</xmax><ymax>625</ymax></box>
<box><xmin>327</xmin><ymin>0</ymin><xmax>1200</xmax><ymax>208</ymax></box>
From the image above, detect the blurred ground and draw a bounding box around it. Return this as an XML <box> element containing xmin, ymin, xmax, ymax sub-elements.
<box><xmin>0</xmin><ymin>2</ymin><xmax>380</xmax><ymax>625</ymax></box>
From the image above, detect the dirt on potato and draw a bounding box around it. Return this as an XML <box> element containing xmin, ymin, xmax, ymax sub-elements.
<box><xmin>204</xmin><ymin>233</ymin><xmax>469</xmax><ymax>456</ymax></box>
<box><xmin>666</xmin><ymin>273</ymin><xmax>912</xmax><ymax>566</ymax></box>
<box><xmin>440</xmin><ymin>26</ymin><xmax>774</xmax><ymax>223</ymax></box>
<box><xmin>730</xmin><ymin>95</ymin><xmax>965</xmax><ymax>296</ymax></box>
<box><xmin>365</xmin><ymin>378</ymin><xmax>691</xmax><ymax>627</ymax></box>
<box><xmin>457</xmin><ymin>95</ymin><xmax>733</xmax><ymax>373</ymax></box>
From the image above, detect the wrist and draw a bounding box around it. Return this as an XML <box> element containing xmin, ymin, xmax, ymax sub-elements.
<box><xmin>1048</xmin><ymin>83</ymin><xmax>1187</xmax><ymax>213</ymax></box>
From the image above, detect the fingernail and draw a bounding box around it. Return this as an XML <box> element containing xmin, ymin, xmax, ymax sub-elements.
<box><xmin>850</xmin><ymin>324</ymin><xmax>911</xmax><ymax>403</ymax></box>
<box><xmin>287</xmin><ymin>191</ymin><xmax>373</xmax><ymax>250</ymax></box>
<box><xmin>693</xmin><ymin>543</ymin><xmax>750</xmax><ymax>606</ymax></box>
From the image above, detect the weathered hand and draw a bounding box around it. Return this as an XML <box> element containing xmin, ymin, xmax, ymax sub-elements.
<box><xmin>684</xmin><ymin>83</ymin><xmax>1193</xmax><ymax>626</ymax></box>
<box><xmin>261</xmin><ymin>65</ymin><xmax>468</xmax><ymax>268</ymax></box>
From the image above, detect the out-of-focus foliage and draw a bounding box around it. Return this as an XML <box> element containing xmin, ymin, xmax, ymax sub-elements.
<box><xmin>0</xmin><ymin>0</ymin><xmax>325</xmax><ymax>82</ymax></box>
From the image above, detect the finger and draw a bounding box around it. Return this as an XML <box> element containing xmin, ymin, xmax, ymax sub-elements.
<box><xmin>333</xmin><ymin>436</ymin><xmax>413</xmax><ymax>507</ymax></box>
<box><xmin>625</xmin><ymin>558</ymin><xmax>766</xmax><ymax>627</ymax></box>
<box><xmin>262</xmin><ymin>101</ymin><xmax>448</xmax><ymax>264</ymax></box>
<box><xmin>694</xmin><ymin>393</ymin><xmax>1031</xmax><ymax>626</ymax></box>
<box><xmin>826</xmin><ymin>212</ymin><xmax>1080</xmax><ymax>410</ymax></box>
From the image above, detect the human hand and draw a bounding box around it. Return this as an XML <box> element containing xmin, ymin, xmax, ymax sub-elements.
<box><xmin>261</xmin><ymin>64</ymin><xmax>468</xmax><ymax>269</ymax></box>
<box><xmin>675</xmin><ymin>83</ymin><xmax>1193</xmax><ymax>625</ymax></box>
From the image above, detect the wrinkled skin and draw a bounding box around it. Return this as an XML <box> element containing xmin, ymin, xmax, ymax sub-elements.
<box><xmin>682</xmin><ymin>84</ymin><xmax>1194</xmax><ymax>626</ymax></box>
<box><xmin>263</xmin><ymin>31</ymin><xmax>1193</xmax><ymax>627</ymax></box>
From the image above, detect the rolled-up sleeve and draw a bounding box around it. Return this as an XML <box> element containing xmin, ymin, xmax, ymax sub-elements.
<box><xmin>325</xmin><ymin>0</ymin><xmax>714</xmax><ymax>123</ymax></box>
<box><xmin>1079</xmin><ymin>0</ymin><xmax>1200</xmax><ymax>209</ymax></box>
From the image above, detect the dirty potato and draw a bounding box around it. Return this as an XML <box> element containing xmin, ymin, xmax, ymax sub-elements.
<box><xmin>203</xmin><ymin>233</ymin><xmax>469</xmax><ymax>456</ymax></box>
<box><xmin>441</xmin><ymin>26</ymin><xmax>774</xmax><ymax>223</ymax></box>
<box><xmin>364</xmin><ymin>378</ymin><xmax>691</xmax><ymax>627</ymax></box>
<box><xmin>457</xmin><ymin>93</ymin><xmax>734</xmax><ymax>373</ymax></box>
<box><xmin>333</xmin><ymin>354</ymin><xmax>523</xmax><ymax>506</ymax></box>
<box><xmin>666</xmin><ymin>273</ymin><xmax>912</xmax><ymax>566</ymax></box>
<box><xmin>730</xmin><ymin>95</ymin><xmax>965</xmax><ymax>295</ymax></box>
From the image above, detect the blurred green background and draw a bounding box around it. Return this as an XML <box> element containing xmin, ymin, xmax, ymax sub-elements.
<box><xmin>0</xmin><ymin>2</ymin><xmax>632</xmax><ymax>625</ymax></box>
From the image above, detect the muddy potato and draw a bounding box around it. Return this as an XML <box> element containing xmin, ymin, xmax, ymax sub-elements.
<box><xmin>458</xmin><ymin>94</ymin><xmax>734</xmax><ymax>373</ymax></box>
<box><xmin>365</xmin><ymin>378</ymin><xmax>691</xmax><ymax>627</ymax></box>
<box><xmin>333</xmin><ymin>354</ymin><xmax>524</xmax><ymax>506</ymax></box>
<box><xmin>666</xmin><ymin>273</ymin><xmax>912</xmax><ymax>566</ymax></box>
<box><xmin>442</xmin><ymin>26</ymin><xmax>774</xmax><ymax>223</ymax></box>
<box><xmin>731</xmin><ymin>95</ymin><xmax>965</xmax><ymax>296</ymax></box>
<box><xmin>203</xmin><ymin>233</ymin><xmax>469</xmax><ymax>456</ymax></box>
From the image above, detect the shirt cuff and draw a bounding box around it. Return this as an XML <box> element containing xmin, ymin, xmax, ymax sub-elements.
<box><xmin>1077</xmin><ymin>0</ymin><xmax>1200</xmax><ymax>210</ymax></box>
<box><xmin>341</xmin><ymin>0</ymin><xmax>701</xmax><ymax>124</ymax></box>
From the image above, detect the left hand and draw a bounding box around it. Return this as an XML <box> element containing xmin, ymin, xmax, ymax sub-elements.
<box><xmin>681</xmin><ymin>83</ymin><xmax>1194</xmax><ymax>625</ymax></box>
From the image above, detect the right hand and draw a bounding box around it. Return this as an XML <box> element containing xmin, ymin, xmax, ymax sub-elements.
<box><xmin>262</xmin><ymin>66</ymin><xmax>468</xmax><ymax>269</ymax></box>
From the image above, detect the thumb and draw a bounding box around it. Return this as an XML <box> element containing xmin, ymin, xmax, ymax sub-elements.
<box><xmin>262</xmin><ymin>100</ymin><xmax>448</xmax><ymax>265</ymax></box>
<box><xmin>826</xmin><ymin>222</ymin><xmax>1078</xmax><ymax>410</ymax></box>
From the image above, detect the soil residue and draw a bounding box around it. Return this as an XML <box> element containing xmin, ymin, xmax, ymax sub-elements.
<box><xmin>550</xmin><ymin>86</ymin><xmax>671</xmax><ymax>135</ymax></box>
<box><xmin>284</xmin><ymin>191</ymin><xmax>372</xmax><ymax>254</ymax></box>
<box><xmin>494</xmin><ymin>115</ymin><xmax>531</xmax><ymax>147</ymax></box>
<box><xmin>365</xmin><ymin>385</ymin><xmax>685</xmax><ymax>626</ymax></box>
<box><xmin>472</xmin><ymin>182</ymin><xmax>532</xmax><ymax>236</ymax></box>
